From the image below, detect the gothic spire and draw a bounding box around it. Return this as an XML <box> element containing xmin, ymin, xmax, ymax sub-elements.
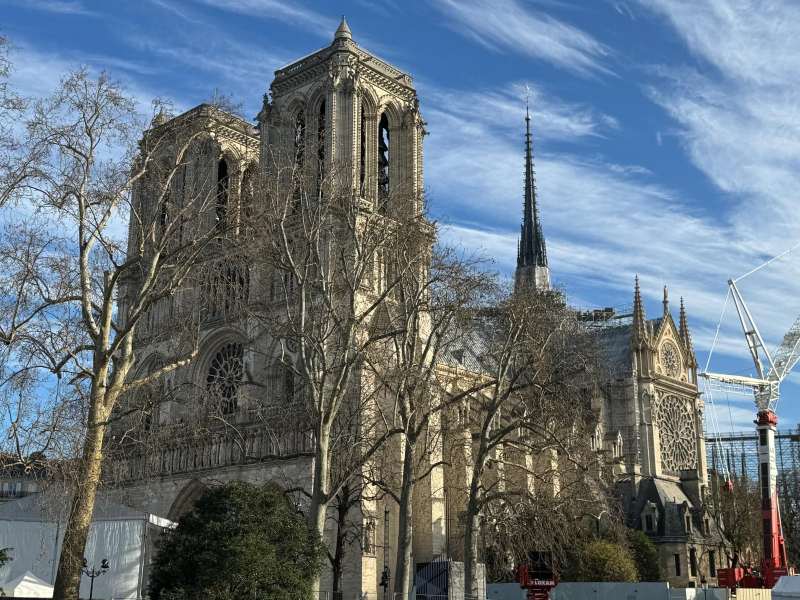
<box><xmin>679</xmin><ymin>296</ymin><xmax>696</xmax><ymax>361</ymax></box>
<box><xmin>663</xmin><ymin>285</ymin><xmax>670</xmax><ymax>316</ymax></box>
<box><xmin>633</xmin><ymin>276</ymin><xmax>647</xmax><ymax>343</ymax></box>
<box><xmin>514</xmin><ymin>94</ymin><xmax>550</xmax><ymax>292</ymax></box>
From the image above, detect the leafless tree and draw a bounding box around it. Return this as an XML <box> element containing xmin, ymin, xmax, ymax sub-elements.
<box><xmin>453</xmin><ymin>289</ymin><xmax>604</xmax><ymax>595</ymax></box>
<box><xmin>708</xmin><ymin>472</ymin><xmax>761</xmax><ymax>569</ymax></box>
<box><xmin>361</xmin><ymin>242</ymin><xmax>496</xmax><ymax>598</ymax></box>
<box><xmin>0</xmin><ymin>58</ymin><xmax>244</xmax><ymax>599</ymax></box>
<box><xmin>244</xmin><ymin>150</ymin><xmax>449</xmax><ymax>591</ymax></box>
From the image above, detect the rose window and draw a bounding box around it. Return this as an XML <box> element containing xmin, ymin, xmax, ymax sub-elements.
<box><xmin>654</xmin><ymin>394</ymin><xmax>697</xmax><ymax>472</ymax></box>
<box><xmin>206</xmin><ymin>342</ymin><xmax>243</xmax><ymax>414</ymax></box>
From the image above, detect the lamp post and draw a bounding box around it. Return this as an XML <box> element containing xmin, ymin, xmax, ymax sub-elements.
<box><xmin>81</xmin><ymin>558</ymin><xmax>110</xmax><ymax>600</ymax></box>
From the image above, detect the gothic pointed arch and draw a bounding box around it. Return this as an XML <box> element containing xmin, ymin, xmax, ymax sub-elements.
<box><xmin>199</xmin><ymin>254</ymin><xmax>250</xmax><ymax>322</ymax></box>
<box><xmin>239</xmin><ymin>162</ymin><xmax>257</xmax><ymax>237</ymax></box>
<box><xmin>359</xmin><ymin>88</ymin><xmax>378</xmax><ymax>199</ymax></box>
<box><xmin>168</xmin><ymin>479</ymin><xmax>208</xmax><ymax>522</ymax></box>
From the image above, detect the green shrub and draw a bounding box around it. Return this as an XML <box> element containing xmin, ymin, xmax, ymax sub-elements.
<box><xmin>149</xmin><ymin>481</ymin><xmax>324</xmax><ymax>600</ymax></box>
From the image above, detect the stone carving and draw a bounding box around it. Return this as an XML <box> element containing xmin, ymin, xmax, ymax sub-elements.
<box><xmin>654</xmin><ymin>393</ymin><xmax>697</xmax><ymax>472</ymax></box>
<box><xmin>328</xmin><ymin>55</ymin><xmax>360</xmax><ymax>92</ymax></box>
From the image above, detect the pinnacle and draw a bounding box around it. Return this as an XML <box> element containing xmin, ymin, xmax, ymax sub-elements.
<box><xmin>335</xmin><ymin>16</ymin><xmax>352</xmax><ymax>40</ymax></box>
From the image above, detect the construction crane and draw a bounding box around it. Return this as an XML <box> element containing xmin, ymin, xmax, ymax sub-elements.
<box><xmin>701</xmin><ymin>267</ymin><xmax>800</xmax><ymax>588</ymax></box>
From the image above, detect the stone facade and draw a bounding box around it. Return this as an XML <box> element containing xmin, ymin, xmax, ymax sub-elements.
<box><xmin>110</xmin><ymin>20</ymin><xmax>445</xmax><ymax>600</ymax></box>
<box><xmin>592</xmin><ymin>283</ymin><xmax>725</xmax><ymax>586</ymax></box>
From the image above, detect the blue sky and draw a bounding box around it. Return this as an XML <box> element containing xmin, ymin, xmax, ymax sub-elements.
<box><xmin>4</xmin><ymin>0</ymin><xmax>800</xmax><ymax>432</ymax></box>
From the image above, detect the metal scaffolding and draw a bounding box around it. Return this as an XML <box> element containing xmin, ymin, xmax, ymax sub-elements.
<box><xmin>706</xmin><ymin>428</ymin><xmax>800</xmax><ymax>514</ymax></box>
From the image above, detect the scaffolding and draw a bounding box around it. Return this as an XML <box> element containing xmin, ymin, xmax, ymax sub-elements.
<box><xmin>707</xmin><ymin>429</ymin><xmax>800</xmax><ymax>483</ymax></box>
<box><xmin>706</xmin><ymin>429</ymin><xmax>800</xmax><ymax>531</ymax></box>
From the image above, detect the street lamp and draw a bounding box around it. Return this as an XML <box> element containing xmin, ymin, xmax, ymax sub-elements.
<box><xmin>81</xmin><ymin>557</ymin><xmax>110</xmax><ymax>600</ymax></box>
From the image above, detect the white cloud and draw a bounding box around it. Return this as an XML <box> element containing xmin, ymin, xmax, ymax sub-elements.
<box><xmin>629</xmin><ymin>0</ymin><xmax>800</xmax><ymax>416</ymax></box>
<box><xmin>431</xmin><ymin>0</ymin><xmax>611</xmax><ymax>75</ymax></box>
<box><xmin>7</xmin><ymin>0</ymin><xmax>96</xmax><ymax>16</ymax></box>
<box><xmin>191</xmin><ymin>0</ymin><xmax>336</xmax><ymax>38</ymax></box>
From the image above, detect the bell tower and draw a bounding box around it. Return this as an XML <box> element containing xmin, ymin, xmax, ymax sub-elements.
<box><xmin>259</xmin><ymin>18</ymin><xmax>425</xmax><ymax>215</ymax></box>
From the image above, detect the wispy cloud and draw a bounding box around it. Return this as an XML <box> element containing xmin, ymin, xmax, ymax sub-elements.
<box><xmin>191</xmin><ymin>0</ymin><xmax>336</xmax><ymax>38</ymax></box>
<box><xmin>431</xmin><ymin>0</ymin><xmax>611</xmax><ymax>76</ymax></box>
<box><xmin>6</xmin><ymin>0</ymin><xmax>96</xmax><ymax>16</ymax></box>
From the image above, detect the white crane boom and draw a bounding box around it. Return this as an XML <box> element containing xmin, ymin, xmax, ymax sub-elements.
<box><xmin>704</xmin><ymin>269</ymin><xmax>800</xmax><ymax>585</ymax></box>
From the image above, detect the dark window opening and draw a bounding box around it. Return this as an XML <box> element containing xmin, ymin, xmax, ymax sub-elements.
<box><xmin>645</xmin><ymin>514</ymin><xmax>654</xmax><ymax>532</ymax></box>
<box><xmin>760</xmin><ymin>428</ymin><xmax>768</xmax><ymax>446</ymax></box>
<box><xmin>206</xmin><ymin>342</ymin><xmax>243</xmax><ymax>415</ymax></box>
<box><xmin>690</xmin><ymin>548</ymin><xmax>697</xmax><ymax>577</ymax></box>
<box><xmin>709</xmin><ymin>550</ymin><xmax>716</xmax><ymax>577</ymax></box>
<box><xmin>359</xmin><ymin>108</ymin><xmax>367</xmax><ymax>195</ymax></box>
<box><xmin>203</xmin><ymin>262</ymin><xmax>249</xmax><ymax>321</ymax></box>
<box><xmin>293</xmin><ymin>112</ymin><xmax>306</xmax><ymax>202</ymax></box>
<box><xmin>216</xmin><ymin>158</ymin><xmax>229</xmax><ymax>226</ymax></box>
<box><xmin>317</xmin><ymin>101</ymin><xmax>326</xmax><ymax>189</ymax></box>
<box><xmin>685</xmin><ymin>515</ymin><xmax>691</xmax><ymax>532</ymax></box>
<box><xmin>284</xmin><ymin>365</ymin><xmax>295</xmax><ymax>403</ymax></box>
<box><xmin>674</xmin><ymin>554</ymin><xmax>681</xmax><ymax>577</ymax></box>
<box><xmin>377</xmin><ymin>113</ymin><xmax>390</xmax><ymax>205</ymax></box>
<box><xmin>241</xmin><ymin>166</ymin><xmax>255</xmax><ymax>236</ymax></box>
<box><xmin>761</xmin><ymin>463</ymin><xmax>770</xmax><ymax>499</ymax></box>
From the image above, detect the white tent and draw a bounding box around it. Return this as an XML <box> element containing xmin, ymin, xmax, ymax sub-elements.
<box><xmin>0</xmin><ymin>492</ymin><xmax>174</xmax><ymax>599</ymax></box>
<box><xmin>4</xmin><ymin>570</ymin><xmax>54</xmax><ymax>598</ymax></box>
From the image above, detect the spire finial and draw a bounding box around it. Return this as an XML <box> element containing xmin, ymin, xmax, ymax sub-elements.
<box><xmin>524</xmin><ymin>83</ymin><xmax>531</xmax><ymax>122</ymax></box>
<box><xmin>335</xmin><ymin>16</ymin><xmax>352</xmax><ymax>40</ymax></box>
<box><xmin>663</xmin><ymin>285</ymin><xmax>669</xmax><ymax>315</ymax></box>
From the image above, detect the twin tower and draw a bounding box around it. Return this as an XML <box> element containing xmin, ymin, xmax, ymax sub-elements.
<box><xmin>258</xmin><ymin>18</ymin><xmax>426</xmax><ymax>215</ymax></box>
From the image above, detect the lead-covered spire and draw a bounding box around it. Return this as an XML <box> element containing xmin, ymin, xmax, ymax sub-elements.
<box><xmin>514</xmin><ymin>96</ymin><xmax>550</xmax><ymax>292</ymax></box>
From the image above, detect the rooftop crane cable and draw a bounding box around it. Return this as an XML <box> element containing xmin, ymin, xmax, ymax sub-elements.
<box><xmin>704</xmin><ymin>288</ymin><xmax>732</xmax><ymax>483</ymax></box>
<box><xmin>734</xmin><ymin>239</ymin><xmax>800</xmax><ymax>283</ymax></box>
<box><xmin>704</xmin><ymin>288</ymin><xmax>731</xmax><ymax>374</ymax></box>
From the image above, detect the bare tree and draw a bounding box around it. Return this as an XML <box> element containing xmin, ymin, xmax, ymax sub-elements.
<box><xmin>708</xmin><ymin>472</ymin><xmax>761</xmax><ymax>569</ymax></box>
<box><xmin>453</xmin><ymin>290</ymin><xmax>603</xmax><ymax>595</ymax></box>
<box><xmin>0</xmin><ymin>60</ymin><xmax>244</xmax><ymax>599</ymax></box>
<box><xmin>245</xmin><ymin>152</ymin><xmax>439</xmax><ymax>591</ymax></box>
<box><xmin>361</xmin><ymin>242</ymin><xmax>495</xmax><ymax>599</ymax></box>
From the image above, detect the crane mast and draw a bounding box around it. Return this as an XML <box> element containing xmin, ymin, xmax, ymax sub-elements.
<box><xmin>703</xmin><ymin>277</ymin><xmax>797</xmax><ymax>587</ymax></box>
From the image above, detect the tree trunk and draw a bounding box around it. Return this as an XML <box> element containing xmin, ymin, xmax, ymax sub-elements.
<box><xmin>53</xmin><ymin>395</ymin><xmax>108</xmax><ymax>600</ymax></box>
<box><xmin>394</xmin><ymin>431</ymin><xmax>416</xmax><ymax>600</ymax></box>
<box><xmin>463</xmin><ymin>480</ymin><xmax>482</xmax><ymax>599</ymax></box>
<box><xmin>332</xmin><ymin>485</ymin><xmax>350</xmax><ymax>597</ymax></box>
<box><xmin>309</xmin><ymin>426</ymin><xmax>331</xmax><ymax>595</ymax></box>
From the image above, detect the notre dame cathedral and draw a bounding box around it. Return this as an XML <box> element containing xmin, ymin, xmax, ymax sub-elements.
<box><xmin>110</xmin><ymin>19</ymin><xmax>724</xmax><ymax>596</ymax></box>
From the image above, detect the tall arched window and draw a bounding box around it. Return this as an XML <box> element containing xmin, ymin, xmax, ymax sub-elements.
<box><xmin>317</xmin><ymin>100</ymin><xmax>326</xmax><ymax>188</ymax></box>
<box><xmin>202</xmin><ymin>260</ymin><xmax>249</xmax><ymax>321</ymax></box>
<box><xmin>293</xmin><ymin>112</ymin><xmax>306</xmax><ymax>202</ymax></box>
<box><xmin>293</xmin><ymin>112</ymin><xmax>306</xmax><ymax>167</ymax></box>
<box><xmin>359</xmin><ymin>109</ymin><xmax>367</xmax><ymax>194</ymax></box>
<box><xmin>267</xmin><ymin>359</ymin><xmax>296</xmax><ymax>404</ymax></box>
<box><xmin>206</xmin><ymin>342</ymin><xmax>243</xmax><ymax>414</ymax></box>
<box><xmin>240</xmin><ymin>165</ymin><xmax>256</xmax><ymax>237</ymax></box>
<box><xmin>216</xmin><ymin>158</ymin><xmax>229</xmax><ymax>226</ymax></box>
<box><xmin>378</xmin><ymin>113</ymin><xmax>390</xmax><ymax>203</ymax></box>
